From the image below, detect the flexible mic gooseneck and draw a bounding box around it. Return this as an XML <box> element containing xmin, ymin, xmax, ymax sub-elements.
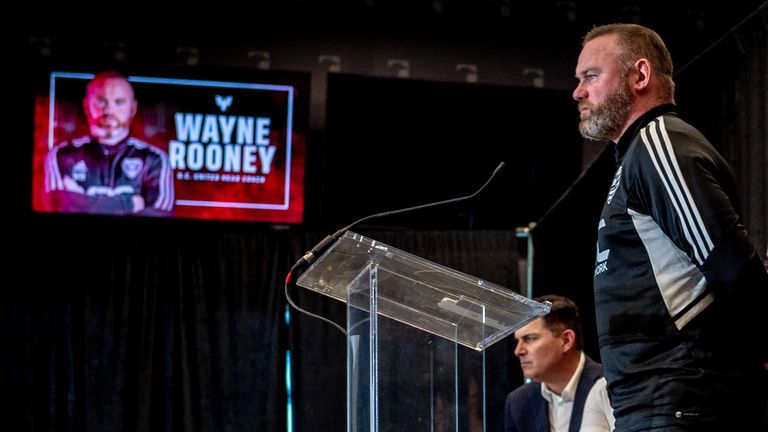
<box><xmin>288</xmin><ymin>161</ymin><xmax>506</xmax><ymax>275</ymax></box>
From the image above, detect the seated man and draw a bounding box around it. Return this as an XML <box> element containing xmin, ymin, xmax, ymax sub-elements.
<box><xmin>504</xmin><ymin>295</ymin><xmax>614</xmax><ymax>432</ymax></box>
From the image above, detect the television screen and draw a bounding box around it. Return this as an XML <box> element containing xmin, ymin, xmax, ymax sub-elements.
<box><xmin>31</xmin><ymin>68</ymin><xmax>308</xmax><ymax>223</ymax></box>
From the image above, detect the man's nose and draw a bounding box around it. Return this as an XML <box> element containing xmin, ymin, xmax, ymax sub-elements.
<box><xmin>573</xmin><ymin>84</ymin><xmax>586</xmax><ymax>101</ymax></box>
<box><xmin>514</xmin><ymin>341</ymin><xmax>525</xmax><ymax>356</ymax></box>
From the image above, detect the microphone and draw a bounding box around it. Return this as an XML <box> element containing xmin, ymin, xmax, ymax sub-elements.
<box><xmin>288</xmin><ymin>161</ymin><xmax>506</xmax><ymax>275</ymax></box>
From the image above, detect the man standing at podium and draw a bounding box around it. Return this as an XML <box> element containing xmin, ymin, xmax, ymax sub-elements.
<box><xmin>504</xmin><ymin>295</ymin><xmax>614</xmax><ymax>432</ymax></box>
<box><xmin>574</xmin><ymin>23</ymin><xmax>768</xmax><ymax>431</ymax></box>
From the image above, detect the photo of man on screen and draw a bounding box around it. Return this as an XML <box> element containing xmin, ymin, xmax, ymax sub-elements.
<box><xmin>44</xmin><ymin>70</ymin><xmax>175</xmax><ymax>216</ymax></box>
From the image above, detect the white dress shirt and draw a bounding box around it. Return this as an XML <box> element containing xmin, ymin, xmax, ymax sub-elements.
<box><xmin>580</xmin><ymin>377</ymin><xmax>615</xmax><ymax>432</ymax></box>
<box><xmin>540</xmin><ymin>352</ymin><xmax>585</xmax><ymax>432</ymax></box>
<box><xmin>539</xmin><ymin>353</ymin><xmax>614</xmax><ymax>432</ymax></box>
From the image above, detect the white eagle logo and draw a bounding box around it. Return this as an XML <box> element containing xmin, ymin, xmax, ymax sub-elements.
<box><xmin>215</xmin><ymin>95</ymin><xmax>233</xmax><ymax>112</ymax></box>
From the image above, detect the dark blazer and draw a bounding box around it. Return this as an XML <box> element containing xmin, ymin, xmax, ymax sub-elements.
<box><xmin>504</xmin><ymin>355</ymin><xmax>603</xmax><ymax>432</ymax></box>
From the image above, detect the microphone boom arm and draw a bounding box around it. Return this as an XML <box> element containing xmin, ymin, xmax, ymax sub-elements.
<box><xmin>291</xmin><ymin>161</ymin><xmax>506</xmax><ymax>273</ymax></box>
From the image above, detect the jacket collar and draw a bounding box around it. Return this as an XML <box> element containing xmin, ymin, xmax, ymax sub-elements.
<box><xmin>614</xmin><ymin>103</ymin><xmax>676</xmax><ymax>163</ymax></box>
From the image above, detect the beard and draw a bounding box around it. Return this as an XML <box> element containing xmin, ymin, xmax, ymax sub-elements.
<box><xmin>578</xmin><ymin>81</ymin><xmax>635</xmax><ymax>141</ymax></box>
<box><xmin>90</xmin><ymin>123</ymin><xmax>130</xmax><ymax>145</ymax></box>
<box><xmin>89</xmin><ymin>116</ymin><xmax>130</xmax><ymax>145</ymax></box>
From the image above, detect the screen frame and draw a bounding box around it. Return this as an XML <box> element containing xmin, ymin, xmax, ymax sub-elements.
<box><xmin>30</xmin><ymin>63</ymin><xmax>310</xmax><ymax>224</ymax></box>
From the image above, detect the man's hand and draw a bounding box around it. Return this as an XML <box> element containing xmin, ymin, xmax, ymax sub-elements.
<box><xmin>62</xmin><ymin>176</ymin><xmax>85</xmax><ymax>193</ymax></box>
<box><xmin>131</xmin><ymin>195</ymin><xmax>145</xmax><ymax>213</ymax></box>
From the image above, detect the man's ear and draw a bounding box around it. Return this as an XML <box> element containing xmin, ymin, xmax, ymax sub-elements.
<box><xmin>633</xmin><ymin>58</ymin><xmax>652</xmax><ymax>91</ymax></box>
<box><xmin>561</xmin><ymin>329</ymin><xmax>576</xmax><ymax>353</ymax></box>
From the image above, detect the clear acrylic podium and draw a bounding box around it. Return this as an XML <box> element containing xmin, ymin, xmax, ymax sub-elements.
<box><xmin>297</xmin><ymin>231</ymin><xmax>550</xmax><ymax>432</ymax></box>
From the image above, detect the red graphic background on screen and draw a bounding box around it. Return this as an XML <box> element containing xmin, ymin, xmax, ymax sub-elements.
<box><xmin>31</xmin><ymin>72</ymin><xmax>306</xmax><ymax>223</ymax></box>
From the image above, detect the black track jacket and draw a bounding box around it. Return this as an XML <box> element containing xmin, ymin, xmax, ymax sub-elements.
<box><xmin>593</xmin><ymin>104</ymin><xmax>768</xmax><ymax>431</ymax></box>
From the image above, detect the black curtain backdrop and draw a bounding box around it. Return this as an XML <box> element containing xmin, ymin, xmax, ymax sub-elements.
<box><xmin>3</xmin><ymin>222</ymin><xmax>287</xmax><ymax>431</ymax></box>
<box><xmin>530</xmin><ymin>145</ymin><xmax>615</xmax><ymax>362</ymax></box>
<box><xmin>676</xmin><ymin>6</ymin><xmax>768</xmax><ymax>253</ymax></box>
<box><xmin>3</xmin><ymin>224</ymin><xmax>524</xmax><ymax>431</ymax></box>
